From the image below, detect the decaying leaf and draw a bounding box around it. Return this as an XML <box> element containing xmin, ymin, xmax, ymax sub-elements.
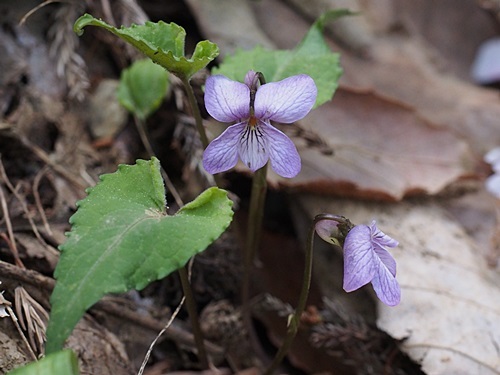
<box><xmin>250</xmin><ymin>87</ymin><xmax>474</xmax><ymax>201</ymax></box>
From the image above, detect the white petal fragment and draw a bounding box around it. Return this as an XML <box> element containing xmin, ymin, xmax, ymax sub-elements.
<box><xmin>485</xmin><ymin>173</ymin><xmax>500</xmax><ymax>198</ymax></box>
<box><xmin>254</xmin><ymin>74</ymin><xmax>317</xmax><ymax>123</ymax></box>
<box><xmin>204</xmin><ymin>75</ymin><xmax>250</xmax><ymax>122</ymax></box>
<box><xmin>484</xmin><ymin>147</ymin><xmax>500</xmax><ymax>165</ymax></box>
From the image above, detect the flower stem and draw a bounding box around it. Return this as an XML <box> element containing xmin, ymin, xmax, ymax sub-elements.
<box><xmin>263</xmin><ymin>214</ymin><xmax>317</xmax><ymax>375</ymax></box>
<box><xmin>180</xmin><ymin>76</ymin><xmax>209</xmax><ymax>149</ymax></box>
<box><xmin>178</xmin><ymin>265</ymin><xmax>209</xmax><ymax>369</ymax></box>
<box><xmin>241</xmin><ymin>163</ymin><xmax>268</xmax><ymax>331</ymax></box>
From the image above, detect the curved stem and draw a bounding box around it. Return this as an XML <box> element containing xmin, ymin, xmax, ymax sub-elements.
<box><xmin>178</xmin><ymin>265</ymin><xmax>209</xmax><ymax>369</ymax></box>
<box><xmin>263</xmin><ymin>213</ymin><xmax>353</xmax><ymax>374</ymax></box>
<box><xmin>263</xmin><ymin>216</ymin><xmax>317</xmax><ymax>375</ymax></box>
<box><xmin>180</xmin><ymin>77</ymin><xmax>209</xmax><ymax>149</ymax></box>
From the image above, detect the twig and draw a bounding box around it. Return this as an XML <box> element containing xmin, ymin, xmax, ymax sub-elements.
<box><xmin>137</xmin><ymin>295</ymin><xmax>186</xmax><ymax>375</ymax></box>
<box><xmin>0</xmin><ymin>158</ymin><xmax>54</xmax><ymax>255</ymax></box>
<box><xmin>18</xmin><ymin>0</ymin><xmax>61</xmax><ymax>26</ymax></box>
<box><xmin>17</xmin><ymin>135</ymin><xmax>87</xmax><ymax>190</ymax></box>
<box><xmin>0</xmin><ymin>185</ymin><xmax>23</xmax><ymax>268</ymax></box>
<box><xmin>32</xmin><ymin>167</ymin><xmax>54</xmax><ymax>238</ymax></box>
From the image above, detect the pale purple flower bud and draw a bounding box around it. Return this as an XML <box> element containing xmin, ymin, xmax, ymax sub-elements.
<box><xmin>314</xmin><ymin>214</ymin><xmax>353</xmax><ymax>247</ymax></box>
<box><xmin>343</xmin><ymin>221</ymin><xmax>400</xmax><ymax>306</ymax></box>
<box><xmin>244</xmin><ymin>70</ymin><xmax>259</xmax><ymax>88</ymax></box>
<box><xmin>203</xmin><ymin>71</ymin><xmax>317</xmax><ymax>178</ymax></box>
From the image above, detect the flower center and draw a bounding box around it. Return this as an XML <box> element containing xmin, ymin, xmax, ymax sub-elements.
<box><xmin>248</xmin><ymin>115</ymin><xmax>258</xmax><ymax>128</ymax></box>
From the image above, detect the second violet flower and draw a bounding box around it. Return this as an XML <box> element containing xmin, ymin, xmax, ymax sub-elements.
<box><xmin>315</xmin><ymin>217</ymin><xmax>401</xmax><ymax>306</ymax></box>
<box><xmin>202</xmin><ymin>71</ymin><xmax>317</xmax><ymax>178</ymax></box>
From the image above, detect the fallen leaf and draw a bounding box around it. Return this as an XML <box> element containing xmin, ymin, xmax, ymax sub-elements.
<box><xmin>273</xmin><ymin>87</ymin><xmax>474</xmax><ymax>200</ymax></box>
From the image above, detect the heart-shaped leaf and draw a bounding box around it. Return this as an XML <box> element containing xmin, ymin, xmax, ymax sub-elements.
<box><xmin>8</xmin><ymin>350</ymin><xmax>79</xmax><ymax>375</ymax></box>
<box><xmin>117</xmin><ymin>59</ymin><xmax>169</xmax><ymax>120</ymax></box>
<box><xmin>213</xmin><ymin>9</ymin><xmax>354</xmax><ymax>108</ymax></box>
<box><xmin>74</xmin><ymin>14</ymin><xmax>219</xmax><ymax>79</ymax></box>
<box><xmin>45</xmin><ymin>158</ymin><xmax>233</xmax><ymax>353</ymax></box>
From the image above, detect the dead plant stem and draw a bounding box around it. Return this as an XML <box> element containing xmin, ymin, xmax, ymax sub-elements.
<box><xmin>0</xmin><ymin>184</ymin><xmax>23</xmax><ymax>268</ymax></box>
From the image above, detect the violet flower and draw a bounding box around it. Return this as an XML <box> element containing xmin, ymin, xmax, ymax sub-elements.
<box><xmin>343</xmin><ymin>221</ymin><xmax>400</xmax><ymax>306</ymax></box>
<box><xmin>202</xmin><ymin>71</ymin><xmax>317</xmax><ymax>178</ymax></box>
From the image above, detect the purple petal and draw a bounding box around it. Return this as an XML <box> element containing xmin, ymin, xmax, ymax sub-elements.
<box><xmin>204</xmin><ymin>75</ymin><xmax>250</xmax><ymax>122</ymax></box>
<box><xmin>260</xmin><ymin>122</ymin><xmax>301</xmax><ymax>178</ymax></box>
<box><xmin>343</xmin><ymin>225</ymin><xmax>376</xmax><ymax>292</ymax></box>
<box><xmin>237</xmin><ymin>122</ymin><xmax>270</xmax><ymax>172</ymax></box>
<box><xmin>373</xmin><ymin>246</ymin><xmax>397</xmax><ymax>277</ymax></box>
<box><xmin>203</xmin><ymin>122</ymin><xmax>245</xmax><ymax>174</ymax></box>
<box><xmin>370</xmin><ymin>221</ymin><xmax>399</xmax><ymax>248</ymax></box>
<box><xmin>254</xmin><ymin>75</ymin><xmax>317</xmax><ymax>123</ymax></box>
<box><xmin>371</xmin><ymin>263</ymin><xmax>401</xmax><ymax>306</ymax></box>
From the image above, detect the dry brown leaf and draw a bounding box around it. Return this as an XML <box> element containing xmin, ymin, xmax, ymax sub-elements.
<box><xmin>269</xmin><ymin>87</ymin><xmax>474</xmax><ymax>200</ymax></box>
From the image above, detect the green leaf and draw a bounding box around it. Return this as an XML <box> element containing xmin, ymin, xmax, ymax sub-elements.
<box><xmin>213</xmin><ymin>9</ymin><xmax>355</xmax><ymax>108</ymax></box>
<box><xmin>8</xmin><ymin>350</ymin><xmax>79</xmax><ymax>375</ymax></box>
<box><xmin>74</xmin><ymin>14</ymin><xmax>219</xmax><ymax>79</ymax></box>
<box><xmin>45</xmin><ymin>158</ymin><xmax>233</xmax><ymax>354</ymax></box>
<box><xmin>117</xmin><ymin>59</ymin><xmax>169</xmax><ymax>120</ymax></box>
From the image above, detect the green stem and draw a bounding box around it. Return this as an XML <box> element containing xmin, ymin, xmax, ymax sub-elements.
<box><xmin>241</xmin><ymin>163</ymin><xmax>268</xmax><ymax>310</ymax></box>
<box><xmin>263</xmin><ymin>215</ymin><xmax>317</xmax><ymax>375</ymax></box>
<box><xmin>178</xmin><ymin>265</ymin><xmax>209</xmax><ymax>369</ymax></box>
<box><xmin>180</xmin><ymin>76</ymin><xmax>209</xmax><ymax>149</ymax></box>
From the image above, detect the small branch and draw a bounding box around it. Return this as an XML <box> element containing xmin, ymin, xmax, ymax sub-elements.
<box><xmin>0</xmin><ymin>185</ymin><xmax>23</xmax><ymax>268</ymax></box>
<box><xmin>137</xmin><ymin>295</ymin><xmax>186</xmax><ymax>375</ymax></box>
